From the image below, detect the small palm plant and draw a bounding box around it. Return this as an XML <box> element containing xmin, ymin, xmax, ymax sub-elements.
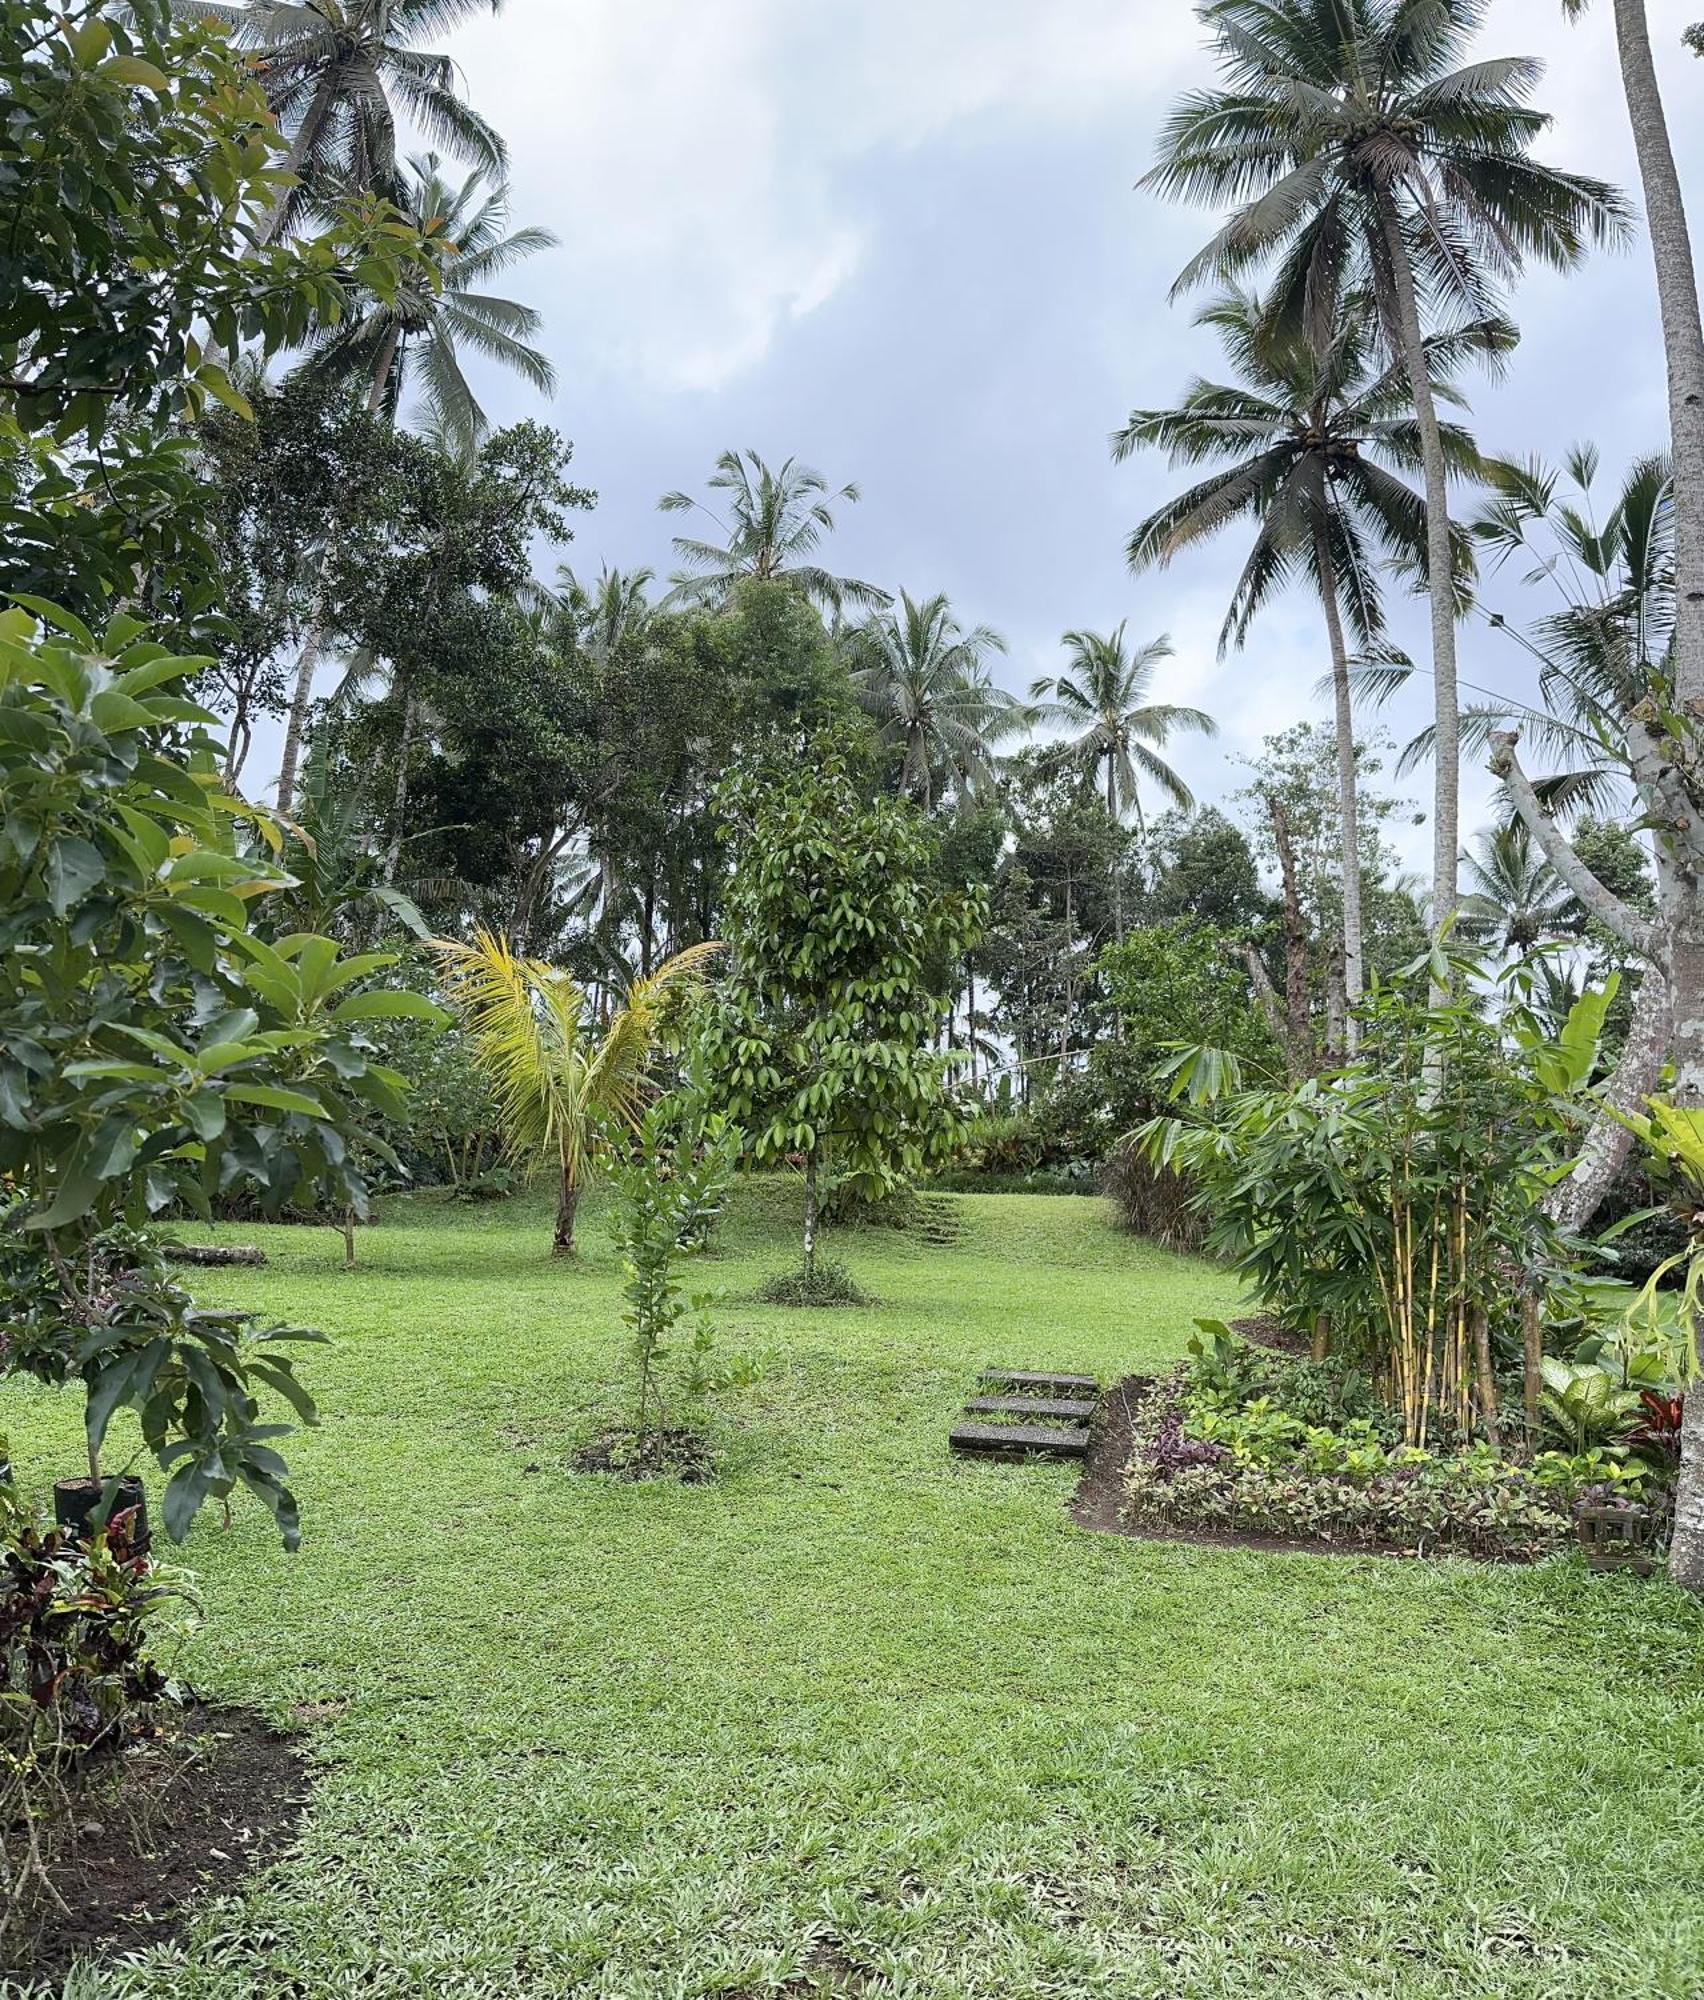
<box><xmin>430</xmin><ymin>930</ymin><xmax>722</xmax><ymax>1255</ymax></box>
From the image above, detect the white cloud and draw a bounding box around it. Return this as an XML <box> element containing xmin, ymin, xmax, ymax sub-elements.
<box><xmin>452</xmin><ymin>0</ymin><xmax>1203</xmax><ymax>392</ymax></box>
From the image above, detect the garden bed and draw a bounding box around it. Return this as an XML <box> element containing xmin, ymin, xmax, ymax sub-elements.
<box><xmin>4</xmin><ymin>1704</ymin><xmax>308</xmax><ymax>1985</ymax></box>
<box><xmin>1074</xmin><ymin>1323</ymin><xmax>1674</xmax><ymax>1567</ymax></box>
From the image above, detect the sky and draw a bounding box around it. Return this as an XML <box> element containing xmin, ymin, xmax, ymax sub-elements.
<box><xmin>278</xmin><ymin>0</ymin><xmax>1704</xmax><ymax>881</ymax></box>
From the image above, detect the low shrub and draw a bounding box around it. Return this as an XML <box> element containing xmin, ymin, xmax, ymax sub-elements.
<box><xmin>1101</xmin><ymin>1137</ymin><xmax>1204</xmax><ymax>1251</ymax></box>
<box><xmin>1121</xmin><ymin>1321</ymin><xmax>1689</xmax><ymax>1562</ymax></box>
<box><xmin>756</xmin><ymin>1260</ymin><xmax>869</xmax><ymax>1308</ymax></box>
<box><xmin>1123</xmin><ymin>1367</ymin><xmax>1575</xmax><ymax>1561</ymax></box>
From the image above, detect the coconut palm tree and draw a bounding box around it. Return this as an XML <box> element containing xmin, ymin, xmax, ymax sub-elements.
<box><xmin>180</xmin><ymin>0</ymin><xmax>508</xmax><ymax>243</ymax></box>
<box><xmin>1145</xmin><ymin>0</ymin><xmax>1629</xmax><ymax>933</ymax></box>
<box><xmin>430</xmin><ymin>930</ymin><xmax>722</xmax><ymax>1255</ymax></box>
<box><xmin>559</xmin><ymin>565</ymin><xmax>657</xmax><ymax>666</ymax></box>
<box><xmin>274</xmin><ymin>156</ymin><xmax>556</xmax><ymax>816</ymax></box>
<box><xmin>851</xmin><ymin>591</ymin><xmax>1021</xmax><ymax>810</ymax></box>
<box><xmin>1030</xmin><ymin>628</ymin><xmax>1217</xmax><ymax>936</ymax></box>
<box><xmin>658</xmin><ymin>451</ymin><xmax>889</xmax><ymax>615</ymax></box>
<box><xmin>1118</xmin><ymin>288</ymin><xmax>1502</xmax><ymax>1033</ymax></box>
<box><xmin>304</xmin><ymin>153</ymin><xmax>556</xmax><ymax>442</ymax></box>
<box><xmin>1458</xmin><ymin>820</ymin><xmax>1571</xmax><ymax>964</ymax></box>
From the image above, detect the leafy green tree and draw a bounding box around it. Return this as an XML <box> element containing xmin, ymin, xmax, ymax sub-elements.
<box><xmin>1119</xmin><ymin>287</ymin><xmax>1500</xmax><ymax>1028</ymax></box>
<box><xmin>703</xmin><ymin>751</ymin><xmax>983</xmax><ymax>1278</ymax></box>
<box><xmin>659</xmin><ymin>451</ymin><xmax>889</xmax><ymax>615</ymax></box>
<box><xmin>1147</xmin><ymin>0</ymin><xmax>1628</xmax><ymax>929</ymax></box>
<box><xmin>185</xmin><ymin>0</ymin><xmax>508</xmax><ymax>241</ymax></box>
<box><xmin>851</xmin><ymin>591</ymin><xmax>1019</xmax><ymax>810</ymax></box>
<box><xmin>0</xmin><ymin>609</ymin><xmax>441</xmax><ymax>1545</ymax></box>
<box><xmin>0</xmin><ymin>0</ymin><xmax>425</xmax><ymax>630</ymax></box>
<box><xmin>1138</xmin><ymin>809</ymin><xmax>1270</xmax><ymax>933</ymax></box>
<box><xmin>275</xmin><ymin>159</ymin><xmax>560</xmax><ymax>812</ymax></box>
<box><xmin>1095</xmin><ymin>918</ymin><xmax>1281</xmax><ymax>1131</ymax></box>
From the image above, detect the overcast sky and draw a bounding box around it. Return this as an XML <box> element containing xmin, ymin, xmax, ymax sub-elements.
<box><xmin>283</xmin><ymin>0</ymin><xmax>1704</xmax><ymax>879</ymax></box>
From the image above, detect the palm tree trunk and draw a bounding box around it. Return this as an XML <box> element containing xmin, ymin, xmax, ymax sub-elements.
<box><xmin>382</xmin><ymin>690</ymin><xmax>417</xmax><ymax>886</ymax></box>
<box><xmin>1268</xmin><ymin>796</ymin><xmax>1313</xmax><ymax>1079</ymax></box>
<box><xmin>1106</xmin><ymin>758</ymin><xmax>1125</xmax><ymax>941</ymax></box>
<box><xmin>1314</xmin><ymin>524</ymin><xmax>1364</xmax><ymax>1047</ymax></box>
<box><xmin>275</xmin><ymin>553</ymin><xmax>337</xmax><ymax>817</ymax></box>
<box><xmin>1609</xmin><ymin>0</ymin><xmax>1704</xmax><ymax>711</ymax></box>
<box><xmin>367</xmin><ymin>325</ymin><xmax>403</xmax><ymax>416</ymax></box>
<box><xmin>967</xmin><ymin>962</ymin><xmax>978</xmax><ymax>1088</ymax></box>
<box><xmin>554</xmin><ymin>1166</ymin><xmax>580</xmax><ymax>1257</ymax></box>
<box><xmin>1602</xmin><ymin>7</ymin><xmax>1704</xmax><ymax>1586</ymax></box>
<box><xmin>1378</xmin><ymin>200</ymin><xmax>1461</xmax><ymax>936</ymax></box>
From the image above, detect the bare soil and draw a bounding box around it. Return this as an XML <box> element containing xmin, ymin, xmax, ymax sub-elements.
<box><xmin>4</xmin><ymin>1703</ymin><xmax>309</xmax><ymax>1988</ymax></box>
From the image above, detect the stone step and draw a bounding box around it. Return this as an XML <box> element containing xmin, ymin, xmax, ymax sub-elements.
<box><xmin>979</xmin><ymin>1368</ymin><xmax>1099</xmax><ymax>1396</ymax></box>
<box><xmin>949</xmin><ymin>1422</ymin><xmax>1090</xmax><ymax>1460</ymax></box>
<box><xmin>963</xmin><ymin>1395</ymin><xmax>1097</xmax><ymax>1422</ymax></box>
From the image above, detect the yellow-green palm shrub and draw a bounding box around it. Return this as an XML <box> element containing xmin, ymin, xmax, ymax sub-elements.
<box><xmin>430</xmin><ymin>930</ymin><xmax>721</xmax><ymax>1255</ymax></box>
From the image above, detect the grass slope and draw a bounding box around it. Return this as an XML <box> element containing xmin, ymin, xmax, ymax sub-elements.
<box><xmin>12</xmin><ymin>1187</ymin><xmax>1704</xmax><ymax>1998</ymax></box>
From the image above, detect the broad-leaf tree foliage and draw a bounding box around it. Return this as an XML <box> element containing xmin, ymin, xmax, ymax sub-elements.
<box><xmin>703</xmin><ymin>750</ymin><xmax>984</xmax><ymax>1274</ymax></box>
<box><xmin>0</xmin><ymin>0</ymin><xmax>427</xmax><ymax>625</ymax></box>
<box><xmin>0</xmin><ymin>610</ymin><xmax>441</xmax><ymax>1546</ymax></box>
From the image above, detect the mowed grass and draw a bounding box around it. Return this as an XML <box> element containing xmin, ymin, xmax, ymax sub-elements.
<box><xmin>11</xmin><ymin>1186</ymin><xmax>1704</xmax><ymax>1999</ymax></box>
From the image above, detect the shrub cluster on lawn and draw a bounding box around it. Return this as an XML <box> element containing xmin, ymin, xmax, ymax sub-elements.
<box><xmin>1122</xmin><ymin>1327</ymin><xmax>1677</xmax><ymax>1563</ymax></box>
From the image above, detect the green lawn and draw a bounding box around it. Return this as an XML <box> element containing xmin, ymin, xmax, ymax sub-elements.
<box><xmin>15</xmin><ymin>1187</ymin><xmax>1704</xmax><ymax>1998</ymax></box>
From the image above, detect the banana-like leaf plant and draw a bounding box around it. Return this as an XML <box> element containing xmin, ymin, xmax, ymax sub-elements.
<box><xmin>429</xmin><ymin>930</ymin><xmax>722</xmax><ymax>1255</ymax></box>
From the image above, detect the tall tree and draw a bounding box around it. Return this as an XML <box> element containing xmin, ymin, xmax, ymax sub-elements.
<box><xmin>1119</xmin><ymin>288</ymin><xmax>1500</xmax><ymax>1034</ymax></box>
<box><xmin>305</xmin><ymin>153</ymin><xmax>557</xmax><ymax>442</ymax></box>
<box><xmin>1146</xmin><ymin>0</ymin><xmax>1628</xmax><ymax>933</ymax></box>
<box><xmin>184</xmin><ymin>0</ymin><xmax>507</xmax><ymax>241</ymax></box>
<box><xmin>1465</xmin><ymin>4</ymin><xmax>1704</xmax><ymax>1587</ymax></box>
<box><xmin>658</xmin><ymin>451</ymin><xmax>889</xmax><ymax>615</ymax></box>
<box><xmin>275</xmin><ymin>156</ymin><xmax>557</xmax><ymax>814</ymax></box>
<box><xmin>852</xmin><ymin>591</ymin><xmax>1019</xmax><ymax>809</ymax></box>
<box><xmin>1030</xmin><ymin>626</ymin><xmax>1215</xmax><ymax>936</ymax></box>
<box><xmin>1561</xmin><ymin>1</ymin><xmax>1704</xmax><ymax>741</ymax></box>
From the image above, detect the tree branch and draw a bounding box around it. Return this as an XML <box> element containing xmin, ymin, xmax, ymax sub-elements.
<box><xmin>1489</xmin><ymin>732</ymin><xmax>1661</xmax><ymax>957</ymax></box>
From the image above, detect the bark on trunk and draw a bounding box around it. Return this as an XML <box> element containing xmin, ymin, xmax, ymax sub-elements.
<box><xmin>802</xmin><ymin>1146</ymin><xmax>820</xmax><ymax>1279</ymax></box>
<box><xmin>1378</xmin><ymin>200</ymin><xmax>1461</xmax><ymax>935</ymax></box>
<box><xmin>1314</xmin><ymin>525</ymin><xmax>1364</xmax><ymax>1046</ymax></box>
<box><xmin>1546</xmin><ymin>965</ymin><xmax>1671</xmax><ymax>1234</ymax></box>
<box><xmin>554</xmin><ymin>1169</ymin><xmax>580</xmax><ymax>1256</ymax></box>
<box><xmin>275</xmin><ymin>591</ymin><xmax>331</xmax><ymax>819</ymax></box>
<box><xmin>1242</xmin><ymin>942</ymin><xmax>1288</xmax><ymax>1052</ymax></box>
<box><xmin>382</xmin><ymin>690</ymin><xmax>417</xmax><ymax>887</ymax></box>
<box><xmin>1269</xmin><ymin>797</ymin><xmax>1314</xmax><ymax>1078</ymax></box>
<box><xmin>1521</xmin><ymin>1292</ymin><xmax>1543</xmax><ymax>1439</ymax></box>
<box><xmin>1325</xmin><ymin>941</ymin><xmax>1347</xmax><ymax>1066</ymax></box>
<box><xmin>1611</xmin><ymin>0</ymin><xmax>1704</xmax><ymax>714</ymax></box>
<box><xmin>367</xmin><ymin>324</ymin><xmax>403</xmax><ymax>417</ymax></box>
<box><xmin>1471</xmin><ymin>1307</ymin><xmax>1500</xmax><ymax>1451</ymax></box>
<box><xmin>1107</xmin><ymin>758</ymin><xmax>1125</xmax><ymax>941</ymax></box>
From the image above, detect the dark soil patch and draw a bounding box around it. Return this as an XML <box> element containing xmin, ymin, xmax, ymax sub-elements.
<box><xmin>5</xmin><ymin>1702</ymin><xmax>308</xmax><ymax>1987</ymax></box>
<box><xmin>573</xmin><ymin>1428</ymin><xmax>715</xmax><ymax>1484</ymax></box>
<box><xmin>1229</xmin><ymin>1313</ymin><xmax>1309</xmax><ymax>1356</ymax></box>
